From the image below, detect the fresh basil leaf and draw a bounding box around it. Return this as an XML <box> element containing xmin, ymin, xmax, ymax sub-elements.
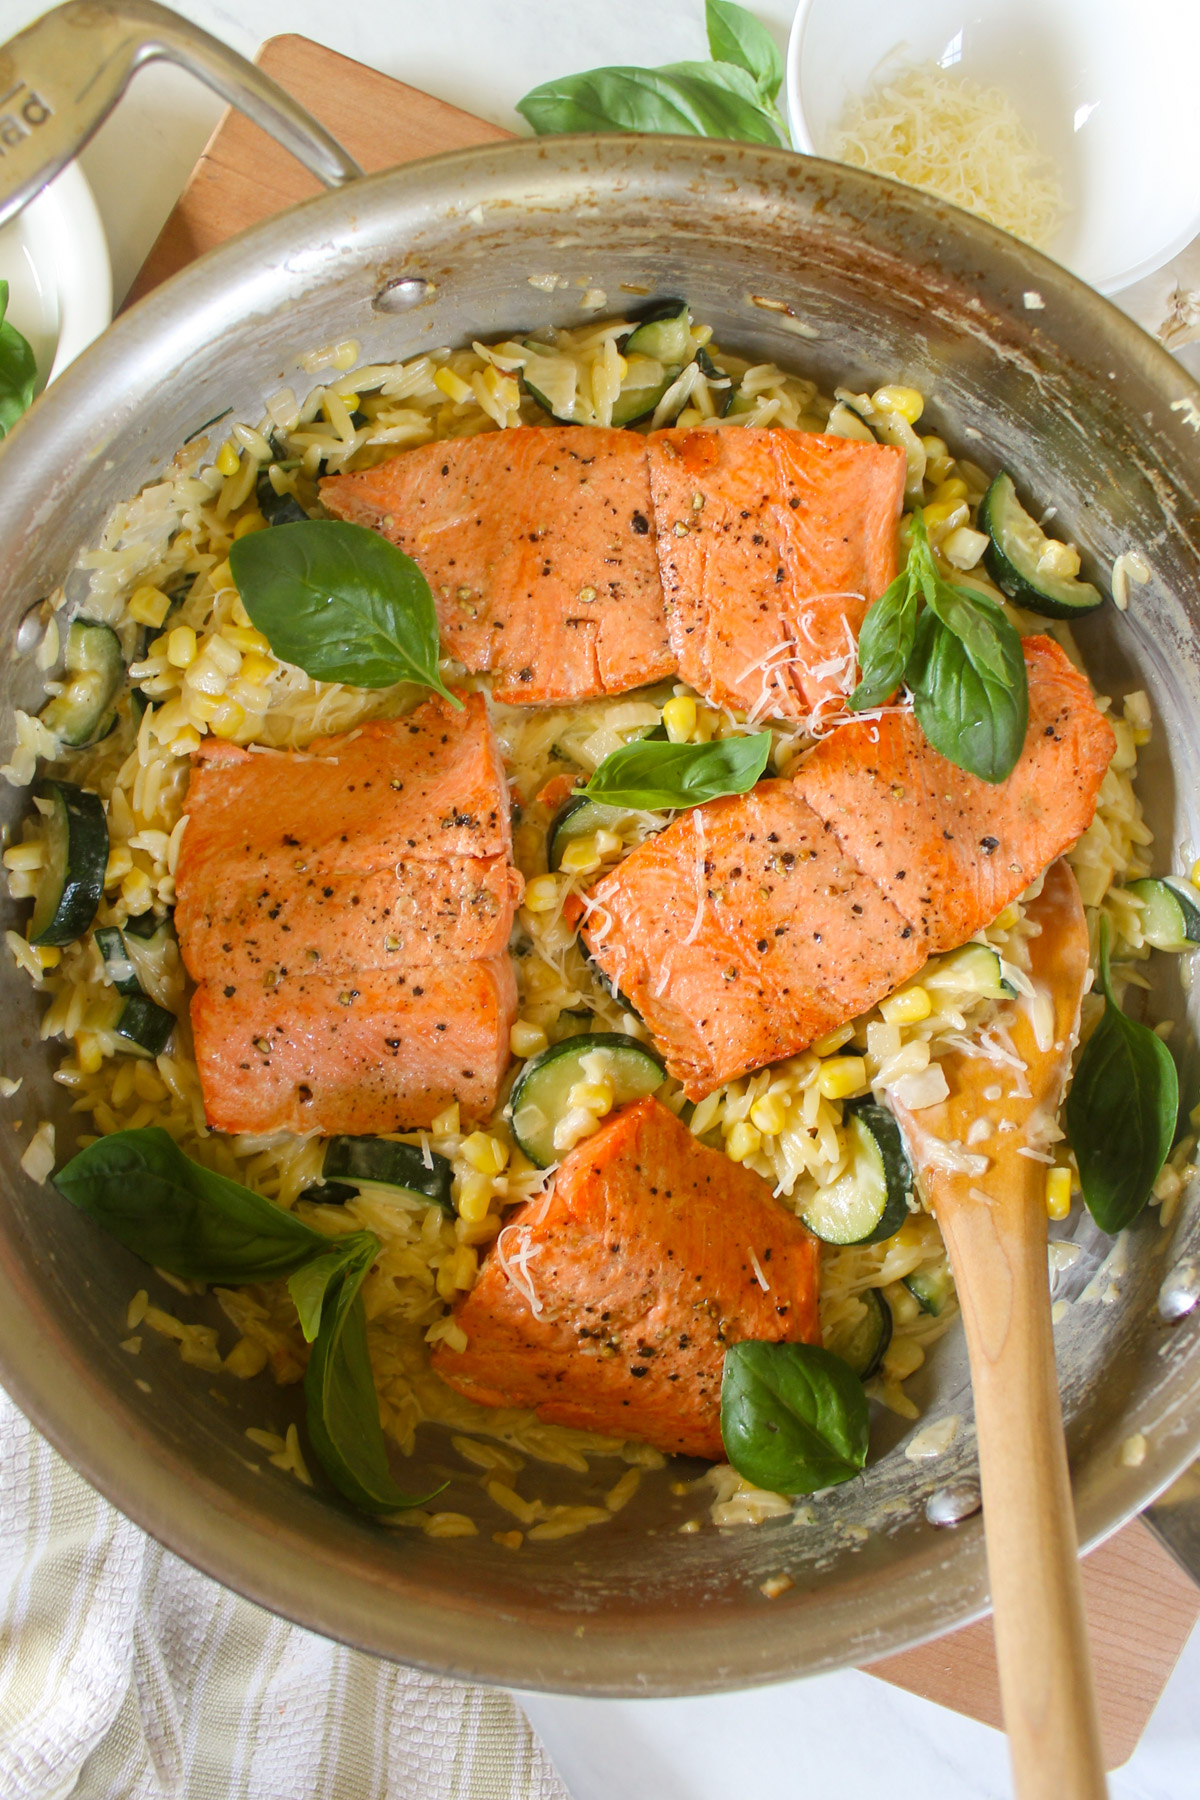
<box><xmin>53</xmin><ymin>1127</ymin><xmax>328</xmax><ymax>1283</ymax></box>
<box><xmin>1066</xmin><ymin>914</ymin><xmax>1178</xmax><ymax>1234</ymax></box>
<box><xmin>907</xmin><ymin>602</ymin><xmax>1028</xmax><ymax>784</ymax></box>
<box><xmin>721</xmin><ymin>1341</ymin><xmax>869</xmax><ymax>1495</ymax></box>
<box><xmin>924</xmin><ymin>580</ymin><xmax>1018</xmax><ymax>687</ymax></box>
<box><xmin>583</xmin><ymin>730</ymin><xmax>771</xmax><ymax>808</ymax></box>
<box><xmin>905</xmin><ymin>508</ymin><xmax>941</xmax><ymax>606</ymax></box>
<box><xmin>288</xmin><ymin>1232</ymin><xmax>379</xmax><ymax>1343</ymax></box>
<box><xmin>305</xmin><ymin>1249</ymin><xmax>434</xmax><ymax>1512</ymax></box>
<box><xmin>704</xmin><ymin>1</ymin><xmax>784</xmax><ymax>109</ymax></box>
<box><xmin>516</xmin><ymin>59</ymin><xmax>786</xmax><ymax>146</ymax></box>
<box><xmin>229</xmin><ymin>519</ymin><xmax>460</xmax><ymax>704</ymax></box>
<box><xmin>847</xmin><ymin>570</ymin><xmax>919</xmax><ymax>711</ymax></box>
<box><xmin>0</xmin><ymin>279</ymin><xmax>38</xmax><ymax>437</ymax></box>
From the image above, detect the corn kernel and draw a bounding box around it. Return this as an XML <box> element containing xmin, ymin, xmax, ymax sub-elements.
<box><xmin>434</xmin><ymin>367</ymin><xmax>473</xmax><ymax>404</ymax></box>
<box><xmin>726</xmin><ymin>1120</ymin><xmax>762</xmax><ymax>1162</ymax></box>
<box><xmin>994</xmin><ymin>904</ymin><xmax>1019</xmax><ymax>930</ymax></box>
<box><xmin>104</xmin><ymin>845</ymin><xmax>134</xmax><ymax>885</ymax></box>
<box><xmin>873</xmin><ymin>385</ymin><xmax>924</xmax><ymax>425</ymax></box>
<box><xmin>128</xmin><ymin>585</ymin><xmax>172</xmax><ymax>629</ymax></box>
<box><xmin>238</xmin><ymin>652</ymin><xmax>276</xmax><ymax>686</ymax></box>
<box><xmin>121</xmin><ymin>866</ymin><xmax>154</xmax><ymax>911</ymax></box>
<box><xmin>209</xmin><ymin>560</ymin><xmax>234</xmax><ymax>592</ymax></box>
<box><xmin>457</xmin><ymin>1169</ymin><xmax>494</xmax><ymax>1222</ymax></box>
<box><xmin>922</xmin><ymin>498</ymin><xmax>966</xmax><ymax>530</ymax></box>
<box><xmin>457</xmin><ymin>1213</ymin><xmax>501</xmax><ymax>1246</ymax></box>
<box><xmin>224</xmin><ymin>1335</ymin><xmax>268</xmax><ymax>1378</ymax></box>
<box><xmin>920</xmin><ymin>435</ymin><xmax>948</xmax><ymax>461</ymax></box>
<box><xmin>208</xmin><ymin>699</ymin><xmax>247</xmax><ymax>740</ymax></box>
<box><xmin>233</xmin><ymin>511</ymin><xmax>268</xmax><ymax>540</ymax></box>
<box><xmin>451</xmin><ymin>1245</ymin><xmax>479</xmax><ymax>1290</ymax></box>
<box><xmin>432</xmin><ymin>1102</ymin><xmax>460</xmax><ymax>1137</ymax></box>
<box><xmin>435</xmin><ymin>1259</ymin><xmax>459</xmax><ymax>1301</ymax></box>
<box><xmin>34</xmin><ymin>945</ymin><xmax>61</xmax><ymax>970</ymax></box>
<box><xmin>215</xmin><ymin>441</ymin><xmax>241</xmax><ymax>478</ymax></box>
<box><xmin>817</xmin><ymin>1055</ymin><xmax>868</xmax><ymax>1100</ymax></box>
<box><xmin>510</xmin><ymin>1020</ymin><xmax>548</xmax><ymax>1059</ymax></box>
<box><xmin>1191</xmin><ymin>858</ymin><xmax>1200</xmax><ymax>888</ymax></box>
<box><xmin>1036</xmin><ymin>539</ymin><xmax>1081</xmax><ymax>580</ymax></box>
<box><xmin>560</xmin><ymin>836</ymin><xmax>602</xmax><ymax>876</ymax></box>
<box><xmin>170</xmin><ymin>726</ymin><xmax>202</xmax><ymax>756</ymax></box>
<box><xmin>569</xmin><ymin>1079</ymin><xmax>614</xmax><ymax>1116</ymax></box>
<box><xmin>461</xmin><ymin>1131</ymin><xmax>508</xmax><ymax>1176</ymax></box>
<box><xmin>663</xmin><ymin>695</ymin><xmax>698</xmax><ymax>743</ymax></box>
<box><xmin>166</xmin><ymin>626</ymin><xmax>197</xmax><ymax>669</ymax></box>
<box><xmin>523</xmin><ymin>874</ymin><xmax>560</xmax><ymax>914</ymax></box>
<box><xmin>594</xmin><ymin>828</ymin><xmax>623</xmax><ymax>857</ymax></box>
<box><xmin>749</xmin><ymin>1092</ymin><xmax>788</xmax><ymax>1136</ymax></box>
<box><xmin>224</xmin><ymin>625</ymin><xmax>271</xmax><ymax>654</ymax></box>
<box><xmin>812</xmin><ymin>1024</ymin><xmax>855</xmax><ymax>1058</ymax></box>
<box><xmin>335</xmin><ymin>392</ymin><xmax>360</xmax><ymax>415</ymax></box>
<box><xmin>932</xmin><ymin>477</ymin><xmax>969</xmax><ymax>505</ymax></box>
<box><xmin>879</xmin><ymin>985</ymin><xmax>932</xmax><ymax>1025</ymax></box>
<box><xmin>75</xmin><ymin>1032</ymin><xmax>104</xmax><ymax>1075</ymax></box>
<box><xmin>1046</xmin><ymin>1167</ymin><xmax>1072</xmax><ymax>1221</ymax></box>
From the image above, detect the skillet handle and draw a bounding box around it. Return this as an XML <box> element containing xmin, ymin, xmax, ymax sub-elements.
<box><xmin>0</xmin><ymin>0</ymin><xmax>362</xmax><ymax>230</ymax></box>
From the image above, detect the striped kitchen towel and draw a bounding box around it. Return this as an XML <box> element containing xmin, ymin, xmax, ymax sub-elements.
<box><xmin>0</xmin><ymin>1390</ymin><xmax>570</xmax><ymax>1800</ymax></box>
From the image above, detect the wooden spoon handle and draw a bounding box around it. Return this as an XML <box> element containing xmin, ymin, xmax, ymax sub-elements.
<box><xmin>938</xmin><ymin>1176</ymin><xmax>1107</xmax><ymax>1800</ymax></box>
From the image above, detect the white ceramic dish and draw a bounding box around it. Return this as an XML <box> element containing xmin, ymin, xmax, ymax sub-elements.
<box><xmin>0</xmin><ymin>162</ymin><xmax>112</xmax><ymax>391</ymax></box>
<box><xmin>786</xmin><ymin>0</ymin><xmax>1200</xmax><ymax>296</ymax></box>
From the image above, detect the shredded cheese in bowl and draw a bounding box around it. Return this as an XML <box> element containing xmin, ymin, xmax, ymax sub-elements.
<box><xmin>830</xmin><ymin>63</ymin><xmax>1064</xmax><ymax>250</ymax></box>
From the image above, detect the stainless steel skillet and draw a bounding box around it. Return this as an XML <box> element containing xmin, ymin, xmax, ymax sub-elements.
<box><xmin>0</xmin><ymin>0</ymin><xmax>1197</xmax><ymax>1696</ymax></box>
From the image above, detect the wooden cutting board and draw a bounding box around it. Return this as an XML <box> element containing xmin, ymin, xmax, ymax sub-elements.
<box><xmin>130</xmin><ymin>34</ymin><xmax>1200</xmax><ymax>1767</ymax></box>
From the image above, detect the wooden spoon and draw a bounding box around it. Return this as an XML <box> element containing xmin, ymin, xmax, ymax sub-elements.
<box><xmin>891</xmin><ymin>859</ymin><xmax>1107</xmax><ymax>1800</ymax></box>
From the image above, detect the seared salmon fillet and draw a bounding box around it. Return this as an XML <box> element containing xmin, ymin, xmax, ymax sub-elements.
<box><xmin>794</xmin><ymin>635</ymin><xmax>1118</xmax><ymax>951</ymax></box>
<box><xmin>583</xmin><ymin>637</ymin><xmax>1114</xmax><ymax>1096</ymax></box>
<box><xmin>320</xmin><ymin>428</ymin><xmax>673</xmax><ymax>705</ymax></box>
<box><xmin>432</xmin><ymin>1097</ymin><xmax>821</xmax><ymax>1459</ymax></box>
<box><xmin>191</xmin><ymin>958</ymin><xmax>517</xmax><ymax>1137</ymax></box>
<box><xmin>176</xmin><ymin>695</ymin><xmax>521</xmax><ymax>1134</ymax></box>
<box><xmin>581</xmin><ymin>781</ymin><xmax>925</xmax><ymax>1096</ymax></box>
<box><xmin>646</xmin><ymin>428</ymin><xmax>905</xmax><ymax>721</ymax></box>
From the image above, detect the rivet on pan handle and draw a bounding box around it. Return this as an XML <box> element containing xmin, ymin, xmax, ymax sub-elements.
<box><xmin>0</xmin><ymin>0</ymin><xmax>363</xmax><ymax>230</ymax></box>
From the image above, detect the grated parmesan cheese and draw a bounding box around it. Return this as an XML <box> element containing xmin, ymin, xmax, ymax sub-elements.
<box><xmin>830</xmin><ymin>63</ymin><xmax>1064</xmax><ymax>250</ymax></box>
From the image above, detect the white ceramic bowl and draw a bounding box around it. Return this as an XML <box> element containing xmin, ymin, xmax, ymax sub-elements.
<box><xmin>786</xmin><ymin>0</ymin><xmax>1200</xmax><ymax>296</ymax></box>
<box><xmin>0</xmin><ymin>163</ymin><xmax>112</xmax><ymax>393</ymax></box>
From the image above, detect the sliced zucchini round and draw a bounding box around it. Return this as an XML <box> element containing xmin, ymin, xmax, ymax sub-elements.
<box><xmin>40</xmin><ymin>619</ymin><xmax>125</xmax><ymax>748</ymax></box>
<box><xmin>979</xmin><ymin>472</ymin><xmax>1103</xmax><ymax>617</ymax></box>
<box><xmin>923</xmin><ymin>943</ymin><xmax>1015</xmax><ymax>1000</ymax></box>
<box><xmin>695</xmin><ymin>346</ymin><xmax>734</xmax><ymax>418</ymax></box>
<box><xmin>826</xmin><ymin>1286</ymin><xmax>893</xmax><ymax>1380</ymax></box>
<box><xmin>609</xmin><ymin>369</ymin><xmax>681</xmax><ymax>429</ymax></box>
<box><xmin>1127</xmin><ymin>877</ymin><xmax>1200</xmax><ymax>951</ymax></box>
<box><xmin>95</xmin><ymin>926</ymin><xmax>142</xmax><ymax>996</ymax></box>
<box><xmin>904</xmin><ymin>1258</ymin><xmax>956</xmax><ymax>1317</ymax></box>
<box><xmin>29</xmin><ymin>780</ymin><xmax>109</xmax><ymax>947</ymax></box>
<box><xmin>510</xmin><ymin>1031</ymin><xmax>665</xmax><ymax>1167</ymax></box>
<box><xmin>114</xmin><ymin>993</ymin><xmax>175</xmax><ymax>1058</ymax></box>
<box><xmin>548</xmin><ymin>795</ymin><xmax>639</xmax><ymax>871</ymax></box>
<box><xmin>824</xmin><ymin>400</ymin><xmax>877</xmax><ymax>445</ymax></box>
<box><xmin>800</xmin><ymin>1100</ymin><xmax>914</xmax><ymax>1245</ymax></box>
<box><xmin>122</xmin><ymin>908</ymin><xmax>173</xmax><ymax>945</ymax></box>
<box><xmin>322</xmin><ymin>1135</ymin><xmax>454</xmax><ymax>1212</ymax></box>
<box><xmin>301</xmin><ymin>1180</ymin><xmax>356</xmax><ymax>1207</ymax></box>
<box><xmin>622</xmin><ymin>298</ymin><xmax>691</xmax><ymax>364</ymax></box>
<box><xmin>256</xmin><ymin>469</ymin><xmax>308</xmax><ymax>527</ymax></box>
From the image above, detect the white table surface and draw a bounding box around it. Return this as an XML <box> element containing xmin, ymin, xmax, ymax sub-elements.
<box><xmin>4</xmin><ymin>0</ymin><xmax>1198</xmax><ymax>1791</ymax></box>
